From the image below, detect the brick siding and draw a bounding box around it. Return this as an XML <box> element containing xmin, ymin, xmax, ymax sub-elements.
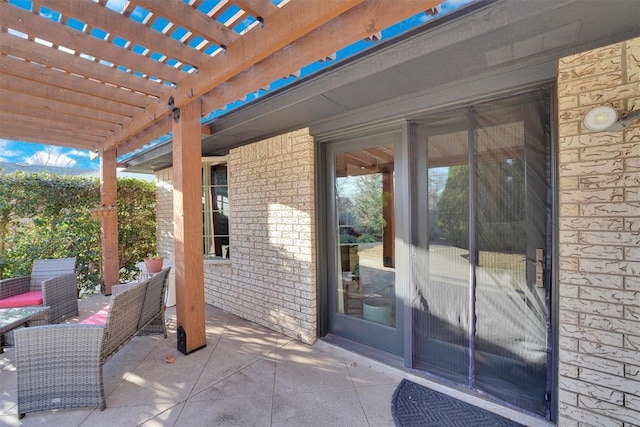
<box><xmin>155</xmin><ymin>129</ymin><xmax>317</xmax><ymax>344</ymax></box>
<box><xmin>155</xmin><ymin>168</ymin><xmax>174</xmax><ymax>259</ymax></box>
<box><xmin>557</xmin><ymin>37</ymin><xmax>640</xmax><ymax>426</ymax></box>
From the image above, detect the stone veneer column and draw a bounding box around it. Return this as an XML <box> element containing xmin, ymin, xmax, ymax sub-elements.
<box><xmin>557</xmin><ymin>37</ymin><xmax>640</xmax><ymax>426</ymax></box>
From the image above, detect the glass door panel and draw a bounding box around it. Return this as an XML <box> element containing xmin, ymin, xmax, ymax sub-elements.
<box><xmin>327</xmin><ymin>133</ymin><xmax>401</xmax><ymax>355</ymax></box>
<box><xmin>473</xmin><ymin>96</ymin><xmax>549</xmax><ymax>415</ymax></box>
<box><xmin>335</xmin><ymin>145</ymin><xmax>396</xmax><ymax>327</ymax></box>
<box><xmin>413</xmin><ymin>109</ymin><xmax>470</xmax><ymax>383</ymax></box>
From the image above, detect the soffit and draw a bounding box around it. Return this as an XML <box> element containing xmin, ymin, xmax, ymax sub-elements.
<box><xmin>209</xmin><ymin>0</ymin><xmax>640</xmax><ymax>146</ymax></box>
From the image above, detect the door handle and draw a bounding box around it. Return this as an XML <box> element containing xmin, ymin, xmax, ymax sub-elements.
<box><xmin>535</xmin><ymin>248</ymin><xmax>544</xmax><ymax>288</ymax></box>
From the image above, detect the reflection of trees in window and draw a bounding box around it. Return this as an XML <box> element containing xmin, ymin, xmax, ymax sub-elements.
<box><xmin>478</xmin><ymin>158</ymin><xmax>525</xmax><ymax>253</ymax></box>
<box><xmin>478</xmin><ymin>158</ymin><xmax>524</xmax><ymax>223</ymax></box>
<box><xmin>351</xmin><ymin>174</ymin><xmax>385</xmax><ymax>242</ymax></box>
<box><xmin>436</xmin><ymin>159</ymin><xmax>525</xmax><ymax>253</ymax></box>
<box><xmin>428</xmin><ymin>167</ymin><xmax>447</xmax><ymax>241</ymax></box>
<box><xmin>436</xmin><ymin>165</ymin><xmax>469</xmax><ymax>249</ymax></box>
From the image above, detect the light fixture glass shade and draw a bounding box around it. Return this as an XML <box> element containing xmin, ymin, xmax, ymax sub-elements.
<box><xmin>583</xmin><ymin>106</ymin><xmax>618</xmax><ymax>131</ymax></box>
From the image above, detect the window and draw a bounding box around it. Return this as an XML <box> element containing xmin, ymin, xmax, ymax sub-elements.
<box><xmin>202</xmin><ymin>157</ymin><xmax>229</xmax><ymax>259</ymax></box>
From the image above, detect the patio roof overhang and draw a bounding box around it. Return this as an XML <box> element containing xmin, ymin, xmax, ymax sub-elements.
<box><xmin>0</xmin><ymin>0</ymin><xmax>444</xmax><ymax>158</ymax></box>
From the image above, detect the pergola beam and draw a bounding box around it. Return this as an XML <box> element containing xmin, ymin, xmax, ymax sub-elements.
<box><xmin>232</xmin><ymin>0</ymin><xmax>280</xmax><ymax>19</ymax></box>
<box><xmin>115</xmin><ymin>120</ymin><xmax>212</xmax><ymax>158</ymax></box>
<box><xmin>102</xmin><ymin>0</ymin><xmax>364</xmax><ymax>150</ymax></box>
<box><xmin>115</xmin><ymin>116</ymin><xmax>173</xmax><ymax>158</ymax></box>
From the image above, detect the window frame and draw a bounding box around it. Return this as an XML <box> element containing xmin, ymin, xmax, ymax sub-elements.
<box><xmin>202</xmin><ymin>156</ymin><xmax>230</xmax><ymax>261</ymax></box>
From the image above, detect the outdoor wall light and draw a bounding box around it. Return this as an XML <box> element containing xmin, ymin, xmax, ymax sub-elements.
<box><xmin>583</xmin><ymin>105</ymin><xmax>640</xmax><ymax>132</ymax></box>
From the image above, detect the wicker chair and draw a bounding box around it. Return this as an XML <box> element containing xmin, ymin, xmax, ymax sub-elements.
<box><xmin>14</xmin><ymin>268</ymin><xmax>170</xmax><ymax>416</ymax></box>
<box><xmin>0</xmin><ymin>257</ymin><xmax>79</xmax><ymax>324</ymax></box>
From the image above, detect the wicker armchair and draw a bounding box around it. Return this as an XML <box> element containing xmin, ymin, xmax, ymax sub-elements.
<box><xmin>0</xmin><ymin>257</ymin><xmax>79</xmax><ymax>324</ymax></box>
<box><xmin>14</xmin><ymin>268</ymin><xmax>170</xmax><ymax>416</ymax></box>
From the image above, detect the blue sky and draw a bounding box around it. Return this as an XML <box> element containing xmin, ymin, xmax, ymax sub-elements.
<box><xmin>0</xmin><ymin>0</ymin><xmax>472</xmax><ymax>171</ymax></box>
<box><xmin>0</xmin><ymin>139</ymin><xmax>96</xmax><ymax>169</ymax></box>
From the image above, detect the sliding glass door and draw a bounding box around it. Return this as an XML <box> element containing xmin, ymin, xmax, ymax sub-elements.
<box><xmin>412</xmin><ymin>91</ymin><xmax>551</xmax><ymax>416</ymax></box>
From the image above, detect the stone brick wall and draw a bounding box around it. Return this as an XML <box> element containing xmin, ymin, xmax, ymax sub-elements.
<box><xmin>557</xmin><ymin>37</ymin><xmax>640</xmax><ymax>426</ymax></box>
<box><xmin>155</xmin><ymin>168</ymin><xmax>174</xmax><ymax>259</ymax></box>
<box><xmin>155</xmin><ymin>129</ymin><xmax>317</xmax><ymax>344</ymax></box>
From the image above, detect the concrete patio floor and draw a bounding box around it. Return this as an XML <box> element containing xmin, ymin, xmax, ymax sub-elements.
<box><xmin>0</xmin><ymin>294</ymin><xmax>548</xmax><ymax>426</ymax></box>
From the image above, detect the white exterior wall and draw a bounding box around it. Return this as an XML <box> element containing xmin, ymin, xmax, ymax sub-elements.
<box><xmin>155</xmin><ymin>129</ymin><xmax>317</xmax><ymax>344</ymax></box>
<box><xmin>557</xmin><ymin>37</ymin><xmax>640</xmax><ymax>426</ymax></box>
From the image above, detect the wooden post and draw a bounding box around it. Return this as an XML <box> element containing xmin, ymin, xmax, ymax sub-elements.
<box><xmin>100</xmin><ymin>148</ymin><xmax>119</xmax><ymax>295</ymax></box>
<box><xmin>172</xmin><ymin>99</ymin><xmax>206</xmax><ymax>354</ymax></box>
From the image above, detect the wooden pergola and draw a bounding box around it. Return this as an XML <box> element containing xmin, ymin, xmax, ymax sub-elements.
<box><xmin>0</xmin><ymin>0</ymin><xmax>442</xmax><ymax>354</ymax></box>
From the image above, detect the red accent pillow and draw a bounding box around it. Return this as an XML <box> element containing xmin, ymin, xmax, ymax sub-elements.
<box><xmin>0</xmin><ymin>291</ymin><xmax>43</xmax><ymax>308</ymax></box>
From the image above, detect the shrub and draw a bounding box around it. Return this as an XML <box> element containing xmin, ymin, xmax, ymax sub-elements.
<box><xmin>0</xmin><ymin>172</ymin><xmax>156</xmax><ymax>295</ymax></box>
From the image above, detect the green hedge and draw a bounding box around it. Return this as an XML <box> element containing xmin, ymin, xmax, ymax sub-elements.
<box><xmin>0</xmin><ymin>172</ymin><xmax>156</xmax><ymax>295</ymax></box>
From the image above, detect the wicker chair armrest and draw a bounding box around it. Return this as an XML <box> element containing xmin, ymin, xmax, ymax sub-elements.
<box><xmin>41</xmin><ymin>273</ymin><xmax>80</xmax><ymax>323</ymax></box>
<box><xmin>14</xmin><ymin>324</ymin><xmax>106</xmax><ymax>415</ymax></box>
<box><xmin>0</xmin><ymin>276</ymin><xmax>31</xmax><ymax>300</ymax></box>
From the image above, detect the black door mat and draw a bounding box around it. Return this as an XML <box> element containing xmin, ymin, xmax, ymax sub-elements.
<box><xmin>391</xmin><ymin>379</ymin><xmax>525</xmax><ymax>427</ymax></box>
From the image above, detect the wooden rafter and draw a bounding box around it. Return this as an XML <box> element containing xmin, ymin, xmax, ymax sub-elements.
<box><xmin>3</xmin><ymin>103</ymin><xmax>117</xmax><ymax>132</ymax></box>
<box><xmin>0</xmin><ymin>89</ymin><xmax>127</xmax><ymax>126</ymax></box>
<box><xmin>0</xmin><ymin>0</ymin><xmax>444</xmax><ymax>156</ymax></box>
<box><xmin>1</xmin><ymin>2</ymin><xmax>184</xmax><ymax>84</ymax></box>
<box><xmin>2</xmin><ymin>111</ymin><xmax>111</xmax><ymax>138</ymax></box>
<box><xmin>132</xmin><ymin>0</ymin><xmax>240</xmax><ymax>48</ymax></box>
<box><xmin>0</xmin><ymin>32</ymin><xmax>166</xmax><ymax>97</ymax></box>
<box><xmin>1</xmin><ymin>73</ymin><xmax>140</xmax><ymax>118</ymax></box>
<box><xmin>32</xmin><ymin>0</ymin><xmax>208</xmax><ymax>71</ymax></box>
<box><xmin>0</xmin><ymin>56</ymin><xmax>150</xmax><ymax>108</ymax></box>
<box><xmin>102</xmin><ymin>0</ymin><xmax>364</xmax><ymax>150</ymax></box>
